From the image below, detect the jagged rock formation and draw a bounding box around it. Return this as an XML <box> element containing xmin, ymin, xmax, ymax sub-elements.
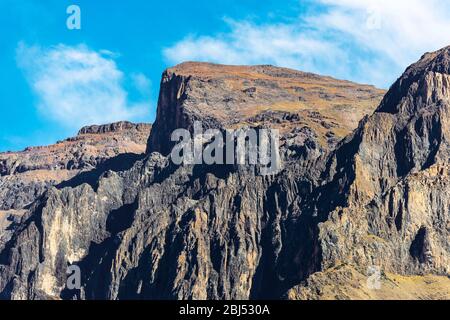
<box><xmin>286</xmin><ymin>48</ymin><xmax>450</xmax><ymax>298</ymax></box>
<box><xmin>0</xmin><ymin>121</ymin><xmax>151</xmax><ymax>211</ymax></box>
<box><xmin>0</xmin><ymin>48</ymin><xmax>448</xmax><ymax>300</ymax></box>
<box><xmin>0</xmin><ymin>122</ymin><xmax>151</xmax><ymax>260</ymax></box>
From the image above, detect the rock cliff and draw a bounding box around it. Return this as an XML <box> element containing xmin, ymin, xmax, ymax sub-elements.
<box><xmin>0</xmin><ymin>48</ymin><xmax>448</xmax><ymax>300</ymax></box>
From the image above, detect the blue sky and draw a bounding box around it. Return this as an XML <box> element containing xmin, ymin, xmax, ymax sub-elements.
<box><xmin>1</xmin><ymin>0</ymin><xmax>450</xmax><ymax>152</ymax></box>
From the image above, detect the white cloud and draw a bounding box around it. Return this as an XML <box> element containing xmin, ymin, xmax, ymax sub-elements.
<box><xmin>310</xmin><ymin>0</ymin><xmax>450</xmax><ymax>66</ymax></box>
<box><xmin>130</xmin><ymin>72</ymin><xmax>152</xmax><ymax>96</ymax></box>
<box><xmin>16</xmin><ymin>43</ymin><xmax>149</xmax><ymax>129</ymax></box>
<box><xmin>164</xmin><ymin>21</ymin><xmax>348</xmax><ymax>79</ymax></box>
<box><xmin>163</xmin><ymin>1</ymin><xmax>450</xmax><ymax>88</ymax></box>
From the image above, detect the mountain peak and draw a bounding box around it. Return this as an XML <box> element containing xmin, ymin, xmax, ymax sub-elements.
<box><xmin>1</xmin><ymin>52</ymin><xmax>448</xmax><ymax>301</ymax></box>
<box><xmin>415</xmin><ymin>45</ymin><xmax>450</xmax><ymax>75</ymax></box>
<box><xmin>149</xmin><ymin>62</ymin><xmax>384</xmax><ymax>155</ymax></box>
<box><xmin>164</xmin><ymin>62</ymin><xmax>327</xmax><ymax>83</ymax></box>
<box><xmin>377</xmin><ymin>45</ymin><xmax>450</xmax><ymax>114</ymax></box>
<box><xmin>166</xmin><ymin>62</ymin><xmax>380</xmax><ymax>86</ymax></box>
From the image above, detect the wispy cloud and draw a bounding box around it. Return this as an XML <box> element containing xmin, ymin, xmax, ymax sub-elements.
<box><xmin>130</xmin><ymin>72</ymin><xmax>152</xmax><ymax>96</ymax></box>
<box><xmin>16</xmin><ymin>43</ymin><xmax>150</xmax><ymax>129</ymax></box>
<box><xmin>163</xmin><ymin>0</ymin><xmax>450</xmax><ymax>88</ymax></box>
<box><xmin>309</xmin><ymin>0</ymin><xmax>450</xmax><ymax>76</ymax></box>
<box><xmin>164</xmin><ymin>20</ymin><xmax>348</xmax><ymax>76</ymax></box>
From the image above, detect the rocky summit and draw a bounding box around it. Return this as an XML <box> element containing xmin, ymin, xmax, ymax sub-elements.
<box><xmin>0</xmin><ymin>47</ymin><xmax>449</xmax><ymax>300</ymax></box>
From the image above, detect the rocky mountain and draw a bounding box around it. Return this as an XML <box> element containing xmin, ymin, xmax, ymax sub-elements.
<box><xmin>0</xmin><ymin>122</ymin><xmax>151</xmax><ymax>256</ymax></box>
<box><xmin>148</xmin><ymin>62</ymin><xmax>384</xmax><ymax>155</ymax></box>
<box><xmin>287</xmin><ymin>48</ymin><xmax>450</xmax><ymax>299</ymax></box>
<box><xmin>0</xmin><ymin>121</ymin><xmax>151</xmax><ymax>211</ymax></box>
<box><xmin>0</xmin><ymin>47</ymin><xmax>448</xmax><ymax>300</ymax></box>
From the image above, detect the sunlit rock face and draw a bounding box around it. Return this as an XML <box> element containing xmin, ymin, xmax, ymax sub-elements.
<box><xmin>0</xmin><ymin>48</ymin><xmax>449</xmax><ymax>300</ymax></box>
<box><xmin>147</xmin><ymin>62</ymin><xmax>384</xmax><ymax>156</ymax></box>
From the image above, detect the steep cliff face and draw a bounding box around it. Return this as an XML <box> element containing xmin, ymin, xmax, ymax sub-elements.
<box><xmin>287</xmin><ymin>47</ymin><xmax>450</xmax><ymax>299</ymax></box>
<box><xmin>148</xmin><ymin>62</ymin><xmax>384</xmax><ymax>155</ymax></box>
<box><xmin>0</xmin><ymin>49</ymin><xmax>448</xmax><ymax>300</ymax></box>
<box><xmin>319</xmin><ymin>48</ymin><xmax>449</xmax><ymax>270</ymax></box>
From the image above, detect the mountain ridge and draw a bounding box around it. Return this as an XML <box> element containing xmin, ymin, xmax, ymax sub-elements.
<box><xmin>0</xmin><ymin>122</ymin><xmax>151</xmax><ymax>211</ymax></box>
<box><xmin>148</xmin><ymin>62</ymin><xmax>384</xmax><ymax>156</ymax></box>
<box><xmin>0</xmin><ymin>49</ymin><xmax>448</xmax><ymax>300</ymax></box>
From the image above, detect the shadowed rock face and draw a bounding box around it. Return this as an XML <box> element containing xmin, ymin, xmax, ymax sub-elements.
<box><xmin>0</xmin><ymin>48</ymin><xmax>449</xmax><ymax>300</ymax></box>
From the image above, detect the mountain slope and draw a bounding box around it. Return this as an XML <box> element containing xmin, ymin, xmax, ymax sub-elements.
<box><xmin>287</xmin><ymin>47</ymin><xmax>450</xmax><ymax>299</ymax></box>
<box><xmin>148</xmin><ymin>62</ymin><xmax>384</xmax><ymax>155</ymax></box>
<box><xmin>0</xmin><ymin>49</ymin><xmax>448</xmax><ymax>300</ymax></box>
<box><xmin>0</xmin><ymin>122</ymin><xmax>151</xmax><ymax>258</ymax></box>
<box><xmin>0</xmin><ymin>121</ymin><xmax>151</xmax><ymax>211</ymax></box>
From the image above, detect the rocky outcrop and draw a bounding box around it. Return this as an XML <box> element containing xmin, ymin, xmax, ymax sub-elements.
<box><xmin>312</xmin><ymin>47</ymin><xmax>450</xmax><ymax>274</ymax></box>
<box><xmin>0</xmin><ymin>122</ymin><xmax>151</xmax><ymax>211</ymax></box>
<box><xmin>148</xmin><ymin>62</ymin><xmax>384</xmax><ymax>155</ymax></box>
<box><xmin>0</xmin><ymin>48</ymin><xmax>448</xmax><ymax>300</ymax></box>
<box><xmin>286</xmin><ymin>47</ymin><xmax>450</xmax><ymax>298</ymax></box>
<box><xmin>77</xmin><ymin>121</ymin><xmax>150</xmax><ymax>135</ymax></box>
